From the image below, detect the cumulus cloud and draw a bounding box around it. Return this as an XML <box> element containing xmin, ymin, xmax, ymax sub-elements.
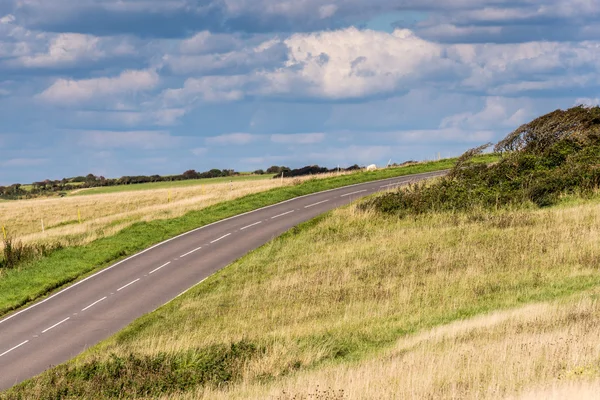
<box><xmin>164</xmin><ymin>28</ymin><xmax>453</xmax><ymax>103</ymax></box>
<box><xmin>38</xmin><ymin>69</ymin><xmax>159</xmax><ymax>104</ymax></box>
<box><xmin>440</xmin><ymin>97</ymin><xmax>532</xmax><ymax>131</ymax></box>
<box><xmin>267</xmin><ymin>28</ymin><xmax>447</xmax><ymax>99</ymax></box>
<box><xmin>14</xmin><ymin>33</ymin><xmax>136</xmax><ymax>68</ymax></box>
<box><xmin>17</xmin><ymin>33</ymin><xmax>104</xmax><ymax>67</ymax></box>
<box><xmin>164</xmin><ymin>39</ymin><xmax>287</xmax><ymax>75</ymax></box>
<box><xmin>164</xmin><ymin>27</ymin><xmax>600</xmax><ymax>106</ymax></box>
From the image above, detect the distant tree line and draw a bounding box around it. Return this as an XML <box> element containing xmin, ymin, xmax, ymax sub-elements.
<box><xmin>1</xmin><ymin>163</ymin><xmax>373</xmax><ymax>200</ymax></box>
<box><xmin>0</xmin><ymin>168</ymin><xmax>246</xmax><ymax>200</ymax></box>
<box><xmin>270</xmin><ymin>164</ymin><xmax>362</xmax><ymax>178</ymax></box>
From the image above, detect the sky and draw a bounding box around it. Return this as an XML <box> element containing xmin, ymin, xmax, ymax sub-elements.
<box><xmin>1</xmin><ymin>1</ymin><xmax>600</xmax><ymax>184</ymax></box>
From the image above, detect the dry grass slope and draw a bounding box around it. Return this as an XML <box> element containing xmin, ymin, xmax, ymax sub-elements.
<box><xmin>9</xmin><ymin>195</ymin><xmax>600</xmax><ymax>399</ymax></box>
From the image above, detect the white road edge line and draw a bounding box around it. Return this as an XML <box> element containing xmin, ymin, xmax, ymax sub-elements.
<box><xmin>180</xmin><ymin>247</ymin><xmax>202</xmax><ymax>258</ymax></box>
<box><xmin>42</xmin><ymin>317</ymin><xmax>70</xmax><ymax>334</ymax></box>
<box><xmin>0</xmin><ymin>340</ymin><xmax>29</xmax><ymax>358</ymax></box>
<box><xmin>240</xmin><ymin>221</ymin><xmax>262</xmax><ymax>230</ymax></box>
<box><xmin>305</xmin><ymin>200</ymin><xmax>329</xmax><ymax>208</ymax></box>
<box><xmin>272</xmin><ymin>210</ymin><xmax>295</xmax><ymax>219</ymax></box>
<box><xmin>0</xmin><ymin>169</ymin><xmax>448</xmax><ymax>327</ymax></box>
<box><xmin>117</xmin><ymin>278</ymin><xmax>140</xmax><ymax>292</ymax></box>
<box><xmin>341</xmin><ymin>189</ymin><xmax>367</xmax><ymax>197</ymax></box>
<box><xmin>210</xmin><ymin>233</ymin><xmax>231</xmax><ymax>244</ymax></box>
<box><xmin>81</xmin><ymin>297</ymin><xmax>107</xmax><ymax>312</ymax></box>
<box><xmin>149</xmin><ymin>261</ymin><xmax>171</xmax><ymax>274</ymax></box>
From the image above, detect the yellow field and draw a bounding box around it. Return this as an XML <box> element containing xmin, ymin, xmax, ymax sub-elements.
<box><xmin>0</xmin><ymin>173</ymin><xmax>344</xmax><ymax>251</ymax></box>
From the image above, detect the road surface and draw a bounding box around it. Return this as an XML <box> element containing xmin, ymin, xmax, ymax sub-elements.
<box><xmin>0</xmin><ymin>170</ymin><xmax>446</xmax><ymax>390</ymax></box>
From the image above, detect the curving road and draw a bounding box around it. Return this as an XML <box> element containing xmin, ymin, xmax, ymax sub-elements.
<box><xmin>0</xmin><ymin>170</ymin><xmax>446</xmax><ymax>390</ymax></box>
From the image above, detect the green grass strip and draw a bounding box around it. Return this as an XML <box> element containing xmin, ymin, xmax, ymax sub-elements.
<box><xmin>0</xmin><ymin>157</ymin><xmax>492</xmax><ymax>317</ymax></box>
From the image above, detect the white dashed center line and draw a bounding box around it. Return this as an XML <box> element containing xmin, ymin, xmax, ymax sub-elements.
<box><xmin>149</xmin><ymin>261</ymin><xmax>171</xmax><ymax>274</ymax></box>
<box><xmin>42</xmin><ymin>317</ymin><xmax>70</xmax><ymax>334</ymax></box>
<box><xmin>271</xmin><ymin>210</ymin><xmax>295</xmax><ymax>219</ymax></box>
<box><xmin>210</xmin><ymin>233</ymin><xmax>231</xmax><ymax>244</ymax></box>
<box><xmin>304</xmin><ymin>200</ymin><xmax>329</xmax><ymax>208</ymax></box>
<box><xmin>81</xmin><ymin>297</ymin><xmax>107</xmax><ymax>312</ymax></box>
<box><xmin>117</xmin><ymin>278</ymin><xmax>140</xmax><ymax>292</ymax></box>
<box><xmin>240</xmin><ymin>221</ymin><xmax>262</xmax><ymax>230</ymax></box>
<box><xmin>0</xmin><ymin>340</ymin><xmax>29</xmax><ymax>358</ymax></box>
<box><xmin>180</xmin><ymin>247</ymin><xmax>202</xmax><ymax>258</ymax></box>
<box><xmin>340</xmin><ymin>189</ymin><xmax>367</xmax><ymax>197</ymax></box>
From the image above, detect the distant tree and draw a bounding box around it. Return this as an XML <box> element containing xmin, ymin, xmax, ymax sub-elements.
<box><xmin>266</xmin><ymin>166</ymin><xmax>281</xmax><ymax>174</ymax></box>
<box><xmin>253</xmin><ymin>169</ymin><xmax>265</xmax><ymax>175</ymax></box>
<box><xmin>183</xmin><ymin>169</ymin><xmax>199</xmax><ymax>180</ymax></box>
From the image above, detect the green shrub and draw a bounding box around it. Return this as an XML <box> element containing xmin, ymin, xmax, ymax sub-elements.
<box><xmin>5</xmin><ymin>341</ymin><xmax>258</xmax><ymax>399</ymax></box>
<box><xmin>363</xmin><ymin>106</ymin><xmax>600</xmax><ymax>216</ymax></box>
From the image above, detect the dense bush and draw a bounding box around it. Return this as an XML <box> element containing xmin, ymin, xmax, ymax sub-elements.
<box><xmin>363</xmin><ymin>106</ymin><xmax>600</xmax><ymax>216</ymax></box>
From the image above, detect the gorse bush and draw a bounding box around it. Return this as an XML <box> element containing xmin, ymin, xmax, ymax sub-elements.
<box><xmin>363</xmin><ymin>106</ymin><xmax>600</xmax><ymax>216</ymax></box>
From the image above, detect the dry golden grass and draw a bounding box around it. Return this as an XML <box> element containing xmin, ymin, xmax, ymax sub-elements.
<box><xmin>0</xmin><ymin>173</ymin><xmax>343</xmax><ymax>252</ymax></box>
<box><xmin>160</xmin><ymin>291</ymin><xmax>600</xmax><ymax>400</ymax></box>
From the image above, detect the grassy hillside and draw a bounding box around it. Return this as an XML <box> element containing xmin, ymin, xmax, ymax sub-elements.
<box><xmin>0</xmin><ymin>158</ymin><xmax>464</xmax><ymax>316</ymax></box>
<box><xmin>5</xmin><ymin>106</ymin><xmax>600</xmax><ymax>399</ymax></box>
<box><xmin>5</xmin><ymin>194</ymin><xmax>600</xmax><ymax>399</ymax></box>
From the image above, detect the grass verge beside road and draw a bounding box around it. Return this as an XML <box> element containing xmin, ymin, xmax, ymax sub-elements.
<box><xmin>0</xmin><ymin>157</ymin><xmax>472</xmax><ymax>317</ymax></box>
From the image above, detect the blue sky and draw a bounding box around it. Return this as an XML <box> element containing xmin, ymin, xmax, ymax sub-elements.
<box><xmin>1</xmin><ymin>0</ymin><xmax>600</xmax><ymax>184</ymax></box>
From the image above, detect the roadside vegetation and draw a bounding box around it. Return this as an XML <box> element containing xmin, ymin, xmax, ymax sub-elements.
<box><xmin>0</xmin><ymin>158</ymin><xmax>461</xmax><ymax>315</ymax></box>
<box><xmin>4</xmin><ymin>106</ymin><xmax>600</xmax><ymax>399</ymax></box>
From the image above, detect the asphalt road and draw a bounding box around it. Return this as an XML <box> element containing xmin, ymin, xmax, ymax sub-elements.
<box><xmin>0</xmin><ymin>170</ymin><xmax>446</xmax><ymax>390</ymax></box>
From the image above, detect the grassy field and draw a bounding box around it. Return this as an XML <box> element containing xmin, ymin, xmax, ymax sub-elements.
<box><xmin>0</xmin><ymin>158</ymin><xmax>467</xmax><ymax>317</ymax></box>
<box><xmin>6</xmin><ymin>190</ymin><xmax>600</xmax><ymax>399</ymax></box>
<box><xmin>70</xmin><ymin>174</ymin><xmax>273</xmax><ymax>196</ymax></box>
<box><xmin>0</xmin><ymin>174</ymin><xmax>292</xmax><ymax>251</ymax></box>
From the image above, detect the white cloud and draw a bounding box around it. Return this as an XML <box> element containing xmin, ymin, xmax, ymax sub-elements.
<box><xmin>163</xmin><ymin>27</ymin><xmax>600</xmax><ymax>106</ymax></box>
<box><xmin>267</xmin><ymin>27</ymin><xmax>446</xmax><ymax>99</ymax></box>
<box><xmin>18</xmin><ymin>33</ymin><xmax>104</xmax><ymax>67</ymax></box>
<box><xmin>38</xmin><ymin>69</ymin><xmax>159</xmax><ymax>104</ymax></box>
<box><xmin>180</xmin><ymin>31</ymin><xmax>243</xmax><ymax>54</ymax></box>
<box><xmin>440</xmin><ymin>97</ymin><xmax>532</xmax><ymax>131</ymax></box>
<box><xmin>0</xmin><ymin>14</ymin><xmax>15</xmax><ymax>24</ymax></box>
<box><xmin>75</xmin><ymin>130</ymin><xmax>179</xmax><ymax>149</ymax></box>
<box><xmin>205</xmin><ymin>133</ymin><xmax>261</xmax><ymax>145</ymax></box>
<box><xmin>270</xmin><ymin>133</ymin><xmax>325</xmax><ymax>144</ymax></box>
